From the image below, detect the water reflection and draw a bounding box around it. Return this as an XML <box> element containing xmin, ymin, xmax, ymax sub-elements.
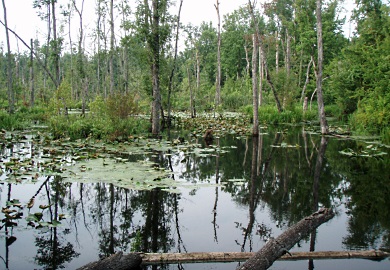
<box><xmin>309</xmin><ymin>136</ymin><xmax>328</xmax><ymax>270</ymax></box>
<box><xmin>0</xmin><ymin>127</ymin><xmax>389</xmax><ymax>270</ymax></box>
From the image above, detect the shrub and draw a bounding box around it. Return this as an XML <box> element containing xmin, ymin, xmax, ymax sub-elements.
<box><xmin>106</xmin><ymin>92</ymin><xmax>139</xmax><ymax>120</ymax></box>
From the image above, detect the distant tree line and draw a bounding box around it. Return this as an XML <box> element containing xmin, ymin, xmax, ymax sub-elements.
<box><xmin>0</xmin><ymin>0</ymin><xmax>388</xmax><ymax>138</ymax></box>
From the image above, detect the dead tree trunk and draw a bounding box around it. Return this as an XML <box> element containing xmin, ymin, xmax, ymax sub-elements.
<box><xmin>167</xmin><ymin>0</ymin><xmax>183</xmax><ymax>125</ymax></box>
<box><xmin>214</xmin><ymin>0</ymin><xmax>222</xmax><ymax>111</ymax></box>
<box><xmin>248</xmin><ymin>0</ymin><xmax>282</xmax><ymax>113</ymax></box>
<box><xmin>77</xmin><ymin>252</ymin><xmax>142</xmax><ymax>270</ymax></box>
<box><xmin>30</xmin><ymin>39</ymin><xmax>35</xmax><ymax>107</ymax></box>
<box><xmin>237</xmin><ymin>208</ymin><xmax>334</xmax><ymax>270</ymax></box>
<box><xmin>2</xmin><ymin>0</ymin><xmax>14</xmax><ymax>113</ymax></box>
<box><xmin>315</xmin><ymin>0</ymin><xmax>329</xmax><ymax>134</ymax></box>
<box><xmin>252</xmin><ymin>34</ymin><xmax>259</xmax><ymax>136</ymax></box>
<box><xmin>109</xmin><ymin>0</ymin><xmax>115</xmax><ymax>95</ymax></box>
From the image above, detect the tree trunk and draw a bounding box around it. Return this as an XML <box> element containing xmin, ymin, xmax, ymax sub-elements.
<box><xmin>300</xmin><ymin>57</ymin><xmax>313</xmax><ymax>103</ymax></box>
<box><xmin>73</xmin><ymin>0</ymin><xmax>86</xmax><ymax>102</ymax></box>
<box><xmin>96</xmin><ymin>0</ymin><xmax>103</xmax><ymax>96</ymax></box>
<box><xmin>30</xmin><ymin>39</ymin><xmax>35</xmax><ymax>107</ymax></box>
<box><xmin>252</xmin><ymin>34</ymin><xmax>259</xmax><ymax>136</ymax></box>
<box><xmin>316</xmin><ymin>0</ymin><xmax>329</xmax><ymax>134</ymax></box>
<box><xmin>52</xmin><ymin>0</ymin><xmax>60</xmax><ymax>87</ymax></box>
<box><xmin>244</xmin><ymin>44</ymin><xmax>250</xmax><ymax>76</ymax></box>
<box><xmin>248</xmin><ymin>0</ymin><xmax>282</xmax><ymax>113</ymax></box>
<box><xmin>68</xmin><ymin>4</ymin><xmax>75</xmax><ymax>100</ymax></box>
<box><xmin>285</xmin><ymin>29</ymin><xmax>291</xmax><ymax>77</ymax></box>
<box><xmin>167</xmin><ymin>0</ymin><xmax>183</xmax><ymax>125</ymax></box>
<box><xmin>141</xmin><ymin>250</ymin><xmax>389</xmax><ymax>264</ymax></box>
<box><xmin>237</xmin><ymin>208</ymin><xmax>335</xmax><ymax>270</ymax></box>
<box><xmin>194</xmin><ymin>48</ymin><xmax>199</xmax><ymax>118</ymax></box>
<box><xmin>78</xmin><ymin>252</ymin><xmax>142</xmax><ymax>270</ymax></box>
<box><xmin>187</xmin><ymin>67</ymin><xmax>195</xmax><ymax>118</ymax></box>
<box><xmin>109</xmin><ymin>0</ymin><xmax>115</xmax><ymax>95</ymax></box>
<box><xmin>275</xmin><ymin>29</ymin><xmax>279</xmax><ymax>73</ymax></box>
<box><xmin>2</xmin><ymin>0</ymin><xmax>14</xmax><ymax>113</ymax></box>
<box><xmin>214</xmin><ymin>0</ymin><xmax>221</xmax><ymax>111</ymax></box>
<box><xmin>259</xmin><ymin>45</ymin><xmax>263</xmax><ymax>106</ymax></box>
<box><xmin>151</xmin><ymin>0</ymin><xmax>161</xmax><ymax>136</ymax></box>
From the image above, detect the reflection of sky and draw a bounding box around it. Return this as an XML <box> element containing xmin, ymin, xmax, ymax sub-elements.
<box><xmin>1</xmin><ymin>134</ymin><xmax>390</xmax><ymax>270</ymax></box>
<box><xmin>2</xmin><ymin>181</ymin><xmax>390</xmax><ymax>270</ymax></box>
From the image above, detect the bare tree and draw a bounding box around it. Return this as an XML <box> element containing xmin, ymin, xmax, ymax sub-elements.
<box><xmin>252</xmin><ymin>34</ymin><xmax>259</xmax><ymax>136</ymax></box>
<box><xmin>51</xmin><ymin>0</ymin><xmax>60</xmax><ymax>87</ymax></box>
<box><xmin>214</xmin><ymin>0</ymin><xmax>221</xmax><ymax>112</ymax></box>
<box><xmin>315</xmin><ymin>0</ymin><xmax>329</xmax><ymax>134</ymax></box>
<box><xmin>167</xmin><ymin>0</ymin><xmax>184</xmax><ymax>124</ymax></box>
<box><xmin>72</xmin><ymin>0</ymin><xmax>87</xmax><ymax>114</ymax></box>
<box><xmin>30</xmin><ymin>39</ymin><xmax>35</xmax><ymax>107</ymax></box>
<box><xmin>109</xmin><ymin>0</ymin><xmax>115</xmax><ymax>95</ymax></box>
<box><xmin>2</xmin><ymin>0</ymin><xmax>14</xmax><ymax>113</ymax></box>
<box><xmin>248</xmin><ymin>0</ymin><xmax>282</xmax><ymax>113</ymax></box>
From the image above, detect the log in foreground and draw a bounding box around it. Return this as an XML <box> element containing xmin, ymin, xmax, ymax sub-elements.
<box><xmin>237</xmin><ymin>208</ymin><xmax>334</xmax><ymax>270</ymax></box>
<box><xmin>141</xmin><ymin>250</ymin><xmax>390</xmax><ymax>264</ymax></box>
<box><xmin>77</xmin><ymin>208</ymin><xmax>345</xmax><ymax>270</ymax></box>
<box><xmin>77</xmin><ymin>252</ymin><xmax>142</xmax><ymax>270</ymax></box>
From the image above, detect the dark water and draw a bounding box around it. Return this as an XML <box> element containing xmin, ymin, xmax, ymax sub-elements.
<box><xmin>0</xmin><ymin>126</ymin><xmax>389</xmax><ymax>270</ymax></box>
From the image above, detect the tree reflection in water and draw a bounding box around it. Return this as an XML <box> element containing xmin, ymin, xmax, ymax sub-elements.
<box><xmin>34</xmin><ymin>176</ymin><xmax>80</xmax><ymax>269</ymax></box>
<box><xmin>1</xmin><ymin>127</ymin><xmax>389</xmax><ymax>269</ymax></box>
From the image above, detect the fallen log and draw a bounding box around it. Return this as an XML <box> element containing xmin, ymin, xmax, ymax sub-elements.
<box><xmin>78</xmin><ymin>249</ymin><xmax>390</xmax><ymax>269</ymax></box>
<box><xmin>77</xmin><ymin>252</ymin><xmax>142</xmax><ymax>270</ymax></box>
<box><xmin>77</xmin><ymin>208</ymin><xmax>346</xmax><ymax>270</ymax></box>
<box><xmin>237</xmin><ymin>208</ymin><xmax>335</xmax><ymax>270</ymax></box>
<box><xmin>140</xmin><ymin>250</ymin><xmax>390</xmax><ymax>264</ymax></box>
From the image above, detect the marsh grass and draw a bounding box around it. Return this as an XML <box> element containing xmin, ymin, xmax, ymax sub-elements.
<box><xmin>241</xmin><ymin>104</ymin><xmax>318</xmax><ymax>124</ymax></box>
<box><xmin>49</xmin><ymin>114</ymin><xmax>149</xmax><ymax>141</ymax></box>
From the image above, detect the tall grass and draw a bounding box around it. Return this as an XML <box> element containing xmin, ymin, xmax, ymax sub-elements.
<box><xmin>241</xmin><ymin>104</ymin><xmax>318</xmax><ymax>124</ymax></box>
<box><xmin>49</xmin><ymin>114</ymin><xmax>149</xmax><ymax>141</ymax></box>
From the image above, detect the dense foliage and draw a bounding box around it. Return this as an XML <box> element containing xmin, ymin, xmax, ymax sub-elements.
<box><xmin>0</xmin><ymin>0</ymin><xmax>388</xmax><ymax>141</ymax></box>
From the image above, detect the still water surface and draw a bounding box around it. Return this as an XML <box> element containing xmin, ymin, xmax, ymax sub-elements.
<box><xmin>0</xmin><ymin>126</ymin><xmax>389</xmax><ymax>269</ymax></box>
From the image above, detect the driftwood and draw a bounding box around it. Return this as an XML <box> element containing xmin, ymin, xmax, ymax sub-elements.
<box><xmin>141</xmin><ymin>250</ymin><xmax>390</xmax><ymax>264</ymax></box>
<box><xmin>237</xmin><ymin>208</ymin><xmax>334</xmax><ymax>270</ymax></box>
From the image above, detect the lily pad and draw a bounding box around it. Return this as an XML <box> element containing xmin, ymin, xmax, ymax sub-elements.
<box><xmin>62</xmin><ymin>157</ymin><xmax>171</xmax><ymax>190</ymax></box>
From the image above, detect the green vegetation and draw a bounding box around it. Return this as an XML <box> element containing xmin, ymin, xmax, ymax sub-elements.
<box><xmin>241</xmin><ymin>104</ymin><xmax>318</xmax><ymax>125</ymax></box>
<box><xmin>0</xmin><ymin>106</ymin><xmax>47</xmax><ymax>130</ymax></box>
<box><xmin>0</xmin><ymin>0</ymin><xmax>388</xmax><ymax>142</ymax></box>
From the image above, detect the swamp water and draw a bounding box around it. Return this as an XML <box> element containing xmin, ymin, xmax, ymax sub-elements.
<box><xmin>0</xmin><ymin>126</ymin><xmax>389</xmax><ymax>270</ymax></box>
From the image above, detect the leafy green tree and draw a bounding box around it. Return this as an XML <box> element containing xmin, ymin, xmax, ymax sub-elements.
<box><xmin>221</xmin><ymin>7</ymin><xmax>252</xmax><ymax>79</ymax></box>
<box><xmin>327</xmin><ymin>1</ymin><xmax>389</xmax><ymax>136</ymax></box>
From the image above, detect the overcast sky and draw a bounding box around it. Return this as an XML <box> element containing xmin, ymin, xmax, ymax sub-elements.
<box><xmin>0</xmin><ymin>0</ymin><xmax>249</xmax><ymax>53</ymax></box>
<box><xmin>0</xmin><ymin>0</ymin><xmax>353</xmax><ymax>54</ymax></box>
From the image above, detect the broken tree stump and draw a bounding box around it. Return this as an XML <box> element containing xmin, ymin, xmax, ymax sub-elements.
<box><xmin>237</xmin><ymin>208</ymin><xmax>335</xmax><ymax>270</ymax></box>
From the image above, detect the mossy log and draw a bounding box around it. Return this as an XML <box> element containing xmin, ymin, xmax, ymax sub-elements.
<box><xmin>237</xmin><ymin>208</ymin><xmax>335</xmax><ymax>270</ymax></box>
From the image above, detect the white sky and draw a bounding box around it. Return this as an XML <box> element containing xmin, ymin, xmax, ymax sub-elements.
<box><xmin>0</xmin><ymin>0</ymin><xmax>354</xmax><ymax>54</ymax></box>
<box><xmin>0</xmin><ymin>0</ymin><xmax>248</xmax><ymax>53</ymax></box>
